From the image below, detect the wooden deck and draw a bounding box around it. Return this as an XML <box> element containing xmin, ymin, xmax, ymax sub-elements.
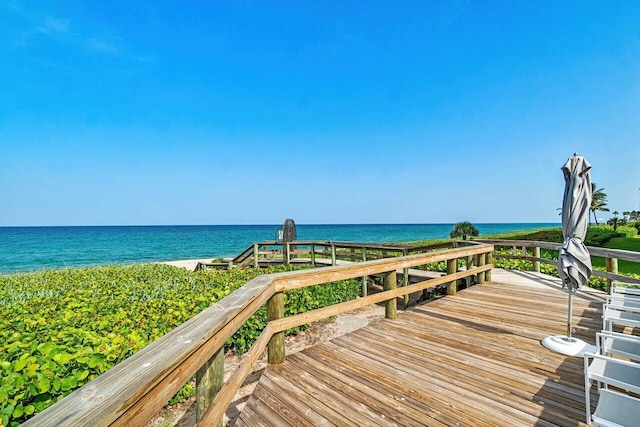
<box><xmin>237</xmin><ymin>269</ymin><xmax>607</xmax><ymax>426</ymax></box>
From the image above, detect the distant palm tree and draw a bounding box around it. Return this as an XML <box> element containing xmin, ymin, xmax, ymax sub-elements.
<box><xmin>590</xmin><ymin>183</ymin><xmax>609</xmax><ymax>225</ymax></box>
<box><xmin>450</xmin><ymin>221</ymin><xmax>479</xmax><ymax>240</ymax></box>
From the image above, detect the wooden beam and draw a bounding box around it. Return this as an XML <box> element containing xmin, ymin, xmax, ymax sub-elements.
<box><xmin>310</xmin><ymin>243</ymin><xmax>316</xmax><ymax>267</ymax></box>
<box><xmin>362</xmin><ymin>247</ymin><xmax>368</xmax><ymax>297</ymax></box>
<box><xmin>486</xmin><ymin>252</ymin><xmax>493</xmax><ymax>282</ymax></box>
<box><xmin>197</xmin><ymin>326</ymin><xmax>273</xmax><ymax>427</ymax></box>
<box><xmin>267</xmin><ymin>293</ymin><xmax>285</xmax><ymax>364</ymax></box>
<box><xmin>447</xmin><ymin>259</ymin><xmax>457</xmax><ymax>295</ymax></box>
<box><xmin>252</xmin><ymin>243</ymin><xmax>259</xmax><ymax>269</ymax></box>
<box><xmin>533</xmin><ymin>247</ymin><xmax>540</xmax><ymax>272</ymax></box>
<box><xmin>477</xmin><ymin>253</ymin><xmax>486</xmax><ymax>284</ymax></box>
<box><xmin>196</xmin><ymin>348</ymin><xmax>223</xmax><ymax>425</ymax></box>
<box><xmin>384</xmin><ymin>271</ymin><xmax>397</xmax><ymax>320</ymax></box>
<box><xmin>331</xmin><ymin>243</ymin><xmax>336</xmax><ymax>266</ymax></box>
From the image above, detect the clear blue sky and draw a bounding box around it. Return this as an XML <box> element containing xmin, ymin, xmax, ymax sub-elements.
<box><xmin>1</xmin><ymin>1</ymin><xmax>639</xmax><ymax>226</ymax></box>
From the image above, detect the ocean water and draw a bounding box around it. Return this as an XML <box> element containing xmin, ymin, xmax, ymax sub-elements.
<box><xmin>0</xmin><ymin>223</ymin><xmax>558</xmax><ymax>274</ymax></box>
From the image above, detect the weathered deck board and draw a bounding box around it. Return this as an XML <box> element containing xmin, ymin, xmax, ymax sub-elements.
<box><xmin>238</xmin><ymin>269</ymin><xmax>605</xmax><ymax>426</ymax></box>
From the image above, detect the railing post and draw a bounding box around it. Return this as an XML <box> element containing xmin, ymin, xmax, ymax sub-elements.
<box><xmin>478</xmin><ymin>253</ymin><xmax>486</xmax><ymax>284</ymax></box>
<box><xmin>227</xmin><ymin>260</ymin><xmax>233</xmax><ymax>270</ymax></box>
<box><xmin>606</xmin><ymin>257</ymin><xmax>618</xmax><ymax>292</ymax></box>
<box><xmin>513</xmin><ymin>245</ymin><xmax>517</xmax><ymax>257</ymax></box>
<box><xmin>253</xmin><ymin>243</ymin><xmax>259</xmax><ymax>269</ymax></box>
<box><xmin>533</xmin><ymin>246</ymin><xmax>540</xmax><ymax>272</ymax></box>
<box><xmin>447</xmin><ymin>258</ymin><xmax>458</xmax><ymax>295</ymax></box>
<box><xmin>267</xmin><ymin>292</ymin><xmax>285</xmax><ymax>364</ymax></box>
<box><xmin>196</xmin><ymin>348</ymin><xmax>224</xmax><ymax>426</ymax></box>
<box><xmin>486</xmin><ymin>251</ymin><xmax>493</xmax><ymax>282</ymax></box>
<box><xmin>383</xmin><ymin>270</ymin><xmax>397</xmax><ymax>319</ymax></box>
<box><xmin>331</xmin><ymin>243</ymin><xmax>336</xmax><ymax>266</ymax></box>
<box><xmin>362</xmin><ymin>247</ymin><xmax>368</xmax><ymax>297</ymax></box>
<box><xmin>284</xmin><ymin>242</ymin><xmax>290</xmax><ymax>266</ymax></box>
<box><xmin>310</xmin><ymin>243</ymin><xmax>316</xmax><ymax>267</ymax></box>
<box><xmin>402</xmin><ymin>249</ymin><xmax>409</xmax><ymax>309</ymax></box>
<box><xmin>473</xmin><ymin>255</ymin><xmax>480</xmax><ymax>283</ymax></box>
<box><xmin>466</xmin><ymin>255</ymin><xmax>473</xmax><ymax>286</ymax></box>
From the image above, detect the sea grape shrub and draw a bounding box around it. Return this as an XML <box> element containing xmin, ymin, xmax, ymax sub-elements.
<box><xmin>0</xmin><ymin>263</ymin><xmax>362</xmax><ymax>424</ymax></box>
<box><xmin>0</xmin><ymin>265</ymin><xmax>270</xmax><ymax>423</ymax></box>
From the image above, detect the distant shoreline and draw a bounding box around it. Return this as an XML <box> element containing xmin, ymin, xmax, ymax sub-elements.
<box><xmin>0</xmin><ymin>223</ymin><xmax>560</xmax><ymax>274</ymax></box>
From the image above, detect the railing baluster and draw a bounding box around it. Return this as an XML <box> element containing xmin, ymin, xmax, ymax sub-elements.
<box><xmin>533</xmin><ymin>246</ymin><xmax>540</xmax><ymax>272</ymax></box>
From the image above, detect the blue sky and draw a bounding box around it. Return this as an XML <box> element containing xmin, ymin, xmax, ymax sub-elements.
<box><xmin>1</xmin><ymin>1</ymin><xmax>639</xmax><ymax>226</ymax></box>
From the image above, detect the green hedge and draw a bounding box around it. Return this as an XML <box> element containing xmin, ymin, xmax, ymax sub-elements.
<box><xmin>0</xmin><ymin>264</ymin><xmax>360</xmax><ymax>426</ymax></box>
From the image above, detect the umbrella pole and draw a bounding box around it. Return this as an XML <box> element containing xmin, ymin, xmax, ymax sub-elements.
<box><xmin>567</xmin><ymin>291</ymin><xmax>573</xmax><ymax>340</ymax></box>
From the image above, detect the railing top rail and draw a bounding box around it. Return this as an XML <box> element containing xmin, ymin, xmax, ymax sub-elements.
<box><xmin>258</xmin><ymin>240</ymin><xmax>460</xmax><ymax>252</ymax></box>
<box><xmin>232</xmin><ymin>244</ymin><xmax>256</xmax><ymax>263</ymax></box>
<box><xmin>272</xmin><ymin>244</ymin><xmax>493</xmax><ymax>292</ymax></box>
<box><xmin>475</xmin><ymin>238</ymin><xmax>640</xmax><ymax>263</ymax></box>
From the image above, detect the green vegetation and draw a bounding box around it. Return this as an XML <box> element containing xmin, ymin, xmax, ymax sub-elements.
<box><xmin>449</xmin><ymin>221</ymin><xmax>479</xmax><ymax>240</ymax></box>
<box><xmin>0</xmin><ymin>264</ymin><xmax>360</xmax><ymax>426</ymax></box>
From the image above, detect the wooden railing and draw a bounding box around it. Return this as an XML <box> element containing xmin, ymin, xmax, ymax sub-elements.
<box><xmin>24</xmin><ymin>242</ymin><xmax>494</xmax><ymax>426</ymax></box>
<box><xmin>476</xmin><ymin>239</ymin><xmax>640</xmax><ymax>287</ymax></box>
<box><xmin>198</xmin><ymin>240</ymin><xmax>467</xmax><ymax>271</ymax></box>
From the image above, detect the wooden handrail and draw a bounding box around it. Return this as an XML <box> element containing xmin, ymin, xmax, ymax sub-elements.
<box><xmin>475</xmin><ymin>238</ymin><xmax>640</xmax><ymax>285</ymax></box>
<box><xmin>25</xmin><ymin>242</ymin><xmax>494</xmax><ymax>426</ymax></box>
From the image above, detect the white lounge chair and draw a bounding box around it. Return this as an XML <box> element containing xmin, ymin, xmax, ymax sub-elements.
<box><xmin>591</xmin><ymin>389</ymin><xmax>640</xmax><ymax>427</ymax></box>
<box><xmin>596</xmin><ymin>331</ymin><xmax>640</xmax><ymax>362</ymax></box>
<box><xmin>606</xmin><ymin>293</ymin><xmax>640</xmax><ymax>310</ymax></box>
<box><xmin>611</xmin><ymin>282</ymin><xmax>640</xmax><ymax>297</ymax></box>
<box><xmin>584</xmin><ymin>353</ymin><xmax>640</xmax><ymax>424</ymax></box>
<box><xmin>602</xmin><ymin>304</ymin><xmax>640</xmax><ymax>331</ymax></box>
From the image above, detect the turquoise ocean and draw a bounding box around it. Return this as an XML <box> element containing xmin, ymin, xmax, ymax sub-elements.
<box><xmin>0</xmin><ymin>223</ymin><xmax>558</xmax><ymax>274</ymax></box>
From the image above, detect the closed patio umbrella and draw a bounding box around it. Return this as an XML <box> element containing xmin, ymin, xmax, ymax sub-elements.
<box><xmin>542</xmin><ymin>153</ymin><xmax>596</xmax><ymax>356</ymax></box>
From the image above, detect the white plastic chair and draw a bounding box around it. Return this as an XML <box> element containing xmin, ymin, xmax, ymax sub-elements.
<box><xmin>584</xmin><ymin>353</ymin><xmax>640</xmax><ymax>424</ymax></box>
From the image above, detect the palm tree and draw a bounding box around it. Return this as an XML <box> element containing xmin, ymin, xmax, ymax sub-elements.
<box><xmin>450</xmin><ymin>221</ymin><xmax>479</xmax><ymax>240</ymax></box>
<box><xmin>590</xmin><ymin>183</ymin><xmax>609</xmax><ymax>225</ymax></box>
<box><xmin>610</xmin><ymin>211</ymin><xmax>620</xmax><ymax>230</ymax></box>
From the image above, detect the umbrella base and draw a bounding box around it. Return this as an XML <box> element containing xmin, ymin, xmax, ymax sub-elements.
<box><xmin>541</xmin><ymin>335</ymin><xmax>596</xmax><ymax>357</ymax></box>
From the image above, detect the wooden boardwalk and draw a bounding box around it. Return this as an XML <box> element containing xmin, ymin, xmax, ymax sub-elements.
<box><xmin>237</xmin><ymin>269</ymin><xmax>607</xmax><ymax>426</ymax></box>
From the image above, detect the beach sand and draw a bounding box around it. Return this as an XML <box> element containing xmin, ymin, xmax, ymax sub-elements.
<box><xmin>158</xmin><ymin>258</ymin><xmax>217</xmax><ymax>271</ymax></box>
